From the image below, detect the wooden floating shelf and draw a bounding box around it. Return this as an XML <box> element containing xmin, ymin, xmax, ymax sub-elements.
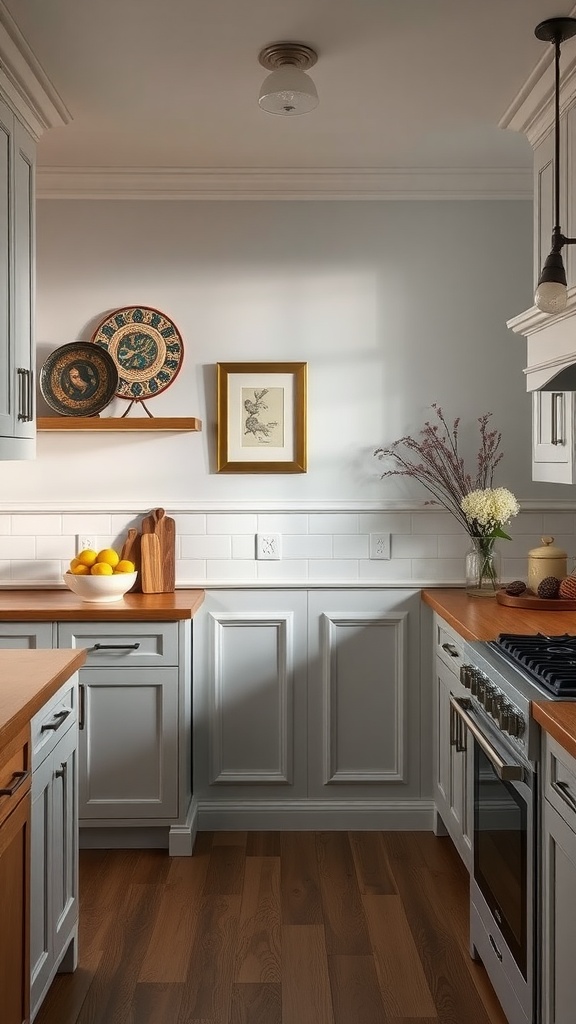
<box><xmin>37</xmin><ymin>417</ymin><xmax>202</xmax><ymax>432</ymax></box>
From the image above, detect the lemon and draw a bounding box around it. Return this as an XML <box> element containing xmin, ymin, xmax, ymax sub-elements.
<box><xmin>91</xmin><ymin>562</ymin><xmax>114</xmax><ymax>576</ymax></box>
<box><xmin>70</xmin><ymin>557</ymin><xmax>80</xmax><ymax>570</ymax></box>
<box><xmin>96</xmin><ymin>548</ymin><xmax>120</xmax><ymax>568</ymax></box>
<box><xmin>70</xmin><ymin>563</ymin><xmax>90</xmax><ymax>575</ymax></box>
<box><xmin>114</xmin><ymin>559</ymin><xmax>136</xmax><ymax>574</ymax></box>
<box><xmin>76</xmin><ymin>549</ymin><xmax>98</xmax><ymax>567</ymax></box>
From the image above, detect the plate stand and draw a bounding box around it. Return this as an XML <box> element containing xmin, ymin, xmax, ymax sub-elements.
<box><xmin>121</xmin><ymin>399</ymin><xmax>154</xmax><ymax>418</ymax></box>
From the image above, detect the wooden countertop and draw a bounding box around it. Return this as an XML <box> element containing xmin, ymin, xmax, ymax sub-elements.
<box><xmin>422</xmin><ymin>587</ymin><xmax>576</xmax><ymax>757</ymax></box>
<box><xmin>421</xmin><ymin>587</ymin><xmax>576</xmax><ymax>641</ymax></box>
<box><xmin>0</xmin><ymin>648</ymin><xmax>86</xmax><ymax>752</ymax></box>
<box><xmin>0</xmin><ymin>589</ymin><xmax>205</xmax><ymax>621</ymax></box>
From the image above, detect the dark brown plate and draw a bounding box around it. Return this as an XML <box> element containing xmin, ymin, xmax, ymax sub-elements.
<box><xmin>40</xmin><ymin>342</ymin><xmax>118</xmax><ymax>417</ymax></box>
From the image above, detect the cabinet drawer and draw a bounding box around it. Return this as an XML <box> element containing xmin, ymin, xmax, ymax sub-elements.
<box><xmin>543</xmin><ymin>733</ymin><xmax>576</xmax><ymax>832</ymax></box>
<box><xmin>31</xmin><ymin>677</ymin><xmax>77</xmax><ymax>769</ymax></box>
<box><xmin>0</xmin><ymin>622</ymin><xmax>53</xmax><ymax>649</ymax></box>
<box><xmin>435</xmin><ymin>616</ymin><xmax>466</xmax><ymax>677</ymax></box>
<box><xmin>0</xmin><ymin>725</ymin><xmax>31</xmax><ymax>826</ymax></box>
<box><xmin>57</xmin><ymin>621</ymin><xmax>178</xmax><ymax>667</ymax></box>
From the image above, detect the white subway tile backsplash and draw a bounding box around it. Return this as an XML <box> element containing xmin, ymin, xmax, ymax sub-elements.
<box><xmin>308</xmin><ymin>559</ymin><xmax>360</xmax><ymax>581</ymax></box>
<box><xmin>543</xmin><ymin>512</ymin><xmax>576</xmax><ymax>535</ymax></box>
<box><xmin>256</xmin><ymin>559</ymin><xmax>309</xmax><ymax>580</ymax></box>
<box><xmin>63</xmin><ymin>513</ymin><xmax>112</xmax><ymax>534</ymax></box>
<box><xmin>310</xmin><ymin>514</ymin><xmax>359</xmax><ymax>535</ymax></box>
<box><xmin>392</xmin><ymin>534</ymin><xmax>438</xmax><ymax>559</ymax></box>
<box><xmin>283</xmin><ymin>534</ymin><xmax>332</xmax><ymax>559</ymax></box>
<box><xmin>36</xmin><ymin>535</ymin><xmax>76</xmax><ymax>560</ymax></box>
<box><xmin>333</xmin><ymin>534</ymin><xmax>369</xmax><ymax>559</ymax></box>
<box><xmin>232</xmin><ymin>535</ymin><xmax>257</xmax><ymax>559</ymax></box>
<box><xmin>0</xmin><ymin>537</ymin><xmax>35</xmax><ymax>559</ymax></box>
<box><xmin>181</xmin><ymin>535</ymin><xmax>232</xmax><ymax>559</ymax></box>
<box><xmin>0</xmin><ymin>560</ymin><xmax>9</xmax><ymax>579</ymax></box>
<box><xmin>207</xmin><ymin>559</ymin><xmax>257</xmax><ymax>580</ymax></box>
<box><xmin>175</xmin><ymin>558</ymin><xmax>207</xmax><ymax>581</ymax></box>
<box><xmin>258</xmin><ymin>513</ymin><xmax>309</xmax><ymax>534</ymax></box>
<box><xmin>173</xmin><ymin>513</ymin><xmax>207</xmax><ymax>535</ymax></box>
<box><xmin>412</xmin><ymin>558</ymin><xmax>463</xmax><ymax>581</ymax></box>
<box><xmin>13</xmin><ymin>560</ymin><xmax>61</xmax><ymax>581</ymax></box>
<box><xmin>513</xmin><ymin>512</ymin><xmax>544</xmax><ymax>534</ymax></box>
<box><xmin>437</xmin><ymin>534</ymin><xmax>470</xmax><ymax>558</ymax></box>
<box><xmin>358</xmin><ymin>559</ymin><xmax>412</xmax><ymax>580</ymax></box>
<box><xmin>207</xmin><ymin>513</ymin><xmax>257</xmax><ymax>534</ymax></box>
<box><xmin>359</xmin><ymin>513</ymin><xmax>412</xmax><ymax>534</ymax></box>
<box><xmin>411</xmin><ymin>511</ymin><xmax>462</xmax><ymax>534</ymax></box>
<box><xmin>11</xmin><ymin>514</ymin><xmax>62</xmax><ymax>535</ymax></box>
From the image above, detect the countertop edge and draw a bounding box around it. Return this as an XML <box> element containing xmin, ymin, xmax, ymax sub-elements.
<box><xmin>0</xmin><ymin>588</ymin><xmax>205</xmax><ymax>621</ymax></box>
<box><xmin>532</xmin><ymin>702</ymin><xmax>576</xmax><ymax>762</ymax></box>
<box><xmin>0</xmin><ymin>648</ymin><xmax>86</xmax><ymax>752</ymax></box>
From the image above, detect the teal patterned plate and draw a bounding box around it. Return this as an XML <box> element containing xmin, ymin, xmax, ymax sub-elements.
<box><xmin>39</xmin><ymin>342</ymin><xmax>118</xmax><ymax>417</ymax></box>
<box><xmin>91</xmin><ymin>306</ymin><xmax>184</xmax><ymax>401</ymax></box>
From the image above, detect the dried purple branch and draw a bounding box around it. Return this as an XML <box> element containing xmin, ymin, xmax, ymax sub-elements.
<box><xmin>374</xmin><ymin>405</ymin><xmax>505</xmax><ymax>530</ymax></box>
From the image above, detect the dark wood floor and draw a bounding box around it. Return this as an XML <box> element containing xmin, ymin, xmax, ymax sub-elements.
<box><xmin>35</xmin><ymin>830</ymin><xmax>508</xmax><ymax>1024</ymax></box>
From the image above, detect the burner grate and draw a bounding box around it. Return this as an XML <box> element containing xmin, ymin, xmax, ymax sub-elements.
<box><xmin>495</xmin><ymin>633</ymin><xmax>576</xmax><ymax>696</ymax></box>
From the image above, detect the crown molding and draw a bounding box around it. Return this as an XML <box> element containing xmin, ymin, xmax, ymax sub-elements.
<box><xmin>35</xmin><ymin>166</ymin><xmax>533</xmax><ymax>201</ymax></box>
<box><xmin>0</xmin><ymin>2</ymin><xmax>70</xmax><ymax>138</ymax></box>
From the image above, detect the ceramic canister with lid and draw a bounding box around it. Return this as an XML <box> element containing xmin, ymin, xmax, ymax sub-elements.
<box><xmin>527</xmin><ymin>536</ymin><xmax>567</xmax><ymax>593</ymax></box>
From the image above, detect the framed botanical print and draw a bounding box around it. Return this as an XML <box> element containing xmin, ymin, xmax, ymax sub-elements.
<box><xmin>217</xmin><ymin>362</ymin><xmax>307</xmax><ymax>473</ymax></box>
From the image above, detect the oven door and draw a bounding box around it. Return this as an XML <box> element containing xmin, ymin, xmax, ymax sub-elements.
<box><xmin>451</xmin><ymin>696</ymin><xmax>535</xmax><ymax>1024</ymax></box>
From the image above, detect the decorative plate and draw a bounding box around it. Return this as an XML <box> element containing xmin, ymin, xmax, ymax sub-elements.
<box><xmin>39</xmin><ymin>342</ymin><xmax>119</xmax><ymax>417</ymax></box>
<box><xmin>90</xmin><ymin>306</ymin><xmax>184</xmax><ymax>401</ymax></box>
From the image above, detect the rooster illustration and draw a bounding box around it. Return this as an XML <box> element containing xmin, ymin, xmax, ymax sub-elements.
<box><xmin>244</xmin><ymin>388</ymin><xmax>278</xmax><ymax>440</ymax></box>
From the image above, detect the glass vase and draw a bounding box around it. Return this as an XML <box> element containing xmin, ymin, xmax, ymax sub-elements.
<box><xmin>465</xmin><ymin>536</ymin><xmax>501</xmax><ymax>597</ymax></box>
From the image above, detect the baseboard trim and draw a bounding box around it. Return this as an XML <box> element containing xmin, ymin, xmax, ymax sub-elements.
<box><xmin>168</xmin><ymin>798</ymin><xmax>198</xmax><ymax>856</ymax></box>
<box><xmin>197</xmin><ymin>798</ymin><xmax>435</xmax><ymax>831</ymax></box>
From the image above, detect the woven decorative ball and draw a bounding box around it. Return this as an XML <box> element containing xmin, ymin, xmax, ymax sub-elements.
<box><xmin>559</xmin><ymin>575</ymin><xmax>576</xmax><ymax>600</ymax></box>
<box><xmin>537</xmin><ymin>576</ymin><xmax>561</xmax><ymax>599</ymax></box>
<box><xmin>505</xmin><ymin>580</ymin><xmax>527</xmax><ymax>596</ymax></box>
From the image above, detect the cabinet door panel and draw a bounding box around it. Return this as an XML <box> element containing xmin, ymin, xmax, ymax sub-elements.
<box><xmin>0</xmin><ymin>97</ymin><xmax>11</xmax><ymax>435</ymax></box>
<box><xmin>542</xmin><ymin>799</ymin><xmax>576</xmax><ymax>1024</ymax></box>
<box><xmin>0</xmin><ymin>793</ymin><xmax>30</xmax><ymax>1024</ymax></box>
<box><xmin>30</xmin><ymin>753</ymin><xmax>52</xmax><ymax>1013</ymax></box>
<box><xmin>78</xmin><ymin>668</ymin><xmax>178</xmax><ymax>818</ymax></box>
<box><xmin>13</xmin><ymin>118</ymin><xmax>34</xmax><ymax>439</ymax></box>
<box><xmin>0</xmin><ymin>622</ymin><xmax>53</xmax><ymax>650</ymax></box>
<box><xmin>51</xmin><ymin>724</ymin><xmax>78</xmax><ymax>963</ymax></box>
<box><xmin>308</xmin><ymin>590</ymin><xmax>420</xmax><ymax>799</ymax></box>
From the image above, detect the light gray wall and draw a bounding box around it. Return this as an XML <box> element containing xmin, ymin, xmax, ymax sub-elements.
<box><xmin>2</xmin><ymin>198</ymin><xmax>543</xmax><ymax>505</ymax></box>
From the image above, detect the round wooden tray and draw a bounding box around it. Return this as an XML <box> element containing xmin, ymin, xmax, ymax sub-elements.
<box><xmin>496</xmin><ymin>589</ymin><xmax>576</xmax><ymax>610</ymax></box>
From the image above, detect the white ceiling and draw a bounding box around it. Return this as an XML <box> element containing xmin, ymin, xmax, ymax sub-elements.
<box><xmin>1</xmin><ymin>0</ymin><xmax>571</xmax><ymax>174</ymax></box>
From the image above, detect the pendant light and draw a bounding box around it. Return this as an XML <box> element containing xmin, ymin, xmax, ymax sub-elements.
<box><xmin>258</xmin><ymin>43</ymin><xmax>318</xmax><ymax>115</ymax></box>
<box><xmin>534</xmin><ymin>17</ymin><xmax>576</xmax><ymax>314</ymax></box>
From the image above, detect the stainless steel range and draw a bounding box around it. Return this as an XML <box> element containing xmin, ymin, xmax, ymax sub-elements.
<box><xmin>452</xmin><ymin>633</ymin><xmax>576</xmax><ymax>1024</ymax></box>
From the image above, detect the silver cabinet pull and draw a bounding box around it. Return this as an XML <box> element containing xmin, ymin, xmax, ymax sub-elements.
<box><xmin>17</xmin><ymin>367</ymin><xmax>33</xmax><ymax>422</ymax></box>
<box><xmin>92</xmin><ymin>642</ymin><xmax>141</xmax><ymax>651</ymax></box>
<box><xmin>41</xmin><ymin>709</ymin><xmax>71</xmax><ymax>732</ymax></box>
<box><xmin>55</xmin><ymin>762</ymin><xmax>67</xmax><ymax>780</ymax></box>
<box><xmin>551</xmin><ymin>392</ymin><xmax>564</xmax><ymax>445</ymax></box>
<box><xmin>450</xmin><ymin>697</ymin><xmax>524</xmax><ymax>781</ymax></box>
<box><xmin>0</xmin><ymin>769</ymin><xmax>31</xmax><ymax>796</ymax></box>
<box><xmin>489</xmin><ymin>934</ymin><xmax>503</xmax><ymax>962</ymax></box>
<box><xmin>553</xmin><ymin>779</ymin><xmax>576</xmax><ymax>815</ymax></box>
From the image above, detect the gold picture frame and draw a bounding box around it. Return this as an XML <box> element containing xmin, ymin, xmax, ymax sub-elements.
<box><xmin>217</xmin><ymin>361</ymin><xmax>307</xmax><ymax>473</ymax></box>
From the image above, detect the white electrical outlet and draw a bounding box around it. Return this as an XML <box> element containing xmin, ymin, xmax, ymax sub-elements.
<box><xmin>256</xmin><ymin>533</ymin><xmax>282</xmax><ymax>560</ymax></box>
<box><xmin>77</xmin><ymin>534</ymin><xmax>97</xmax><ymax>554</ymax></box>
<box><xmin>369</xmin><ymin>533</ymin><xmax>391</xmax><ymax>560</ymax></box>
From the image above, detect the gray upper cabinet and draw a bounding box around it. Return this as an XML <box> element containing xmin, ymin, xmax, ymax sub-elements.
<box><xmin>0</xmin><ymin>95</ymin><xmax>35</xmax><ymax>460</ymax></box>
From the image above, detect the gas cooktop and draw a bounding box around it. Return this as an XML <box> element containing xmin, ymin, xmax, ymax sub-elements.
<box><xmin>492</xmin><ymin>633</ymin><xmax>576</xmax><ymax>698</ymax></box>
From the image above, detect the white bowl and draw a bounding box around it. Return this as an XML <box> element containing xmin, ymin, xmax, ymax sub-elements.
<box><xmin>63</xmin><ymin>571</ymin><xmax>138</xmax><ymax>603</ymax></box>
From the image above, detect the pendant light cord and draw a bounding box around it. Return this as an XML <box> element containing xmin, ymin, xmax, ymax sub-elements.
<box><xmin>554</xmin><ymin>33</ymin><xmax>561</xmax><ymax>233</ymax></box>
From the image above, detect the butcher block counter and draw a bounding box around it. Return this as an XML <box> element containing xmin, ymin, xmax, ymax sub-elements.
<box><xmin>422</xmin><ymin>587</ymin><xmax>576</xmax><ymax>758</ymax></box>
<box><xmin>0</xmin><ymin>588</ymin><xmax>205</xmax><ymax>621</ymax></box>
<box><xmin>0</xmin><ymin>647</ymin><xmax>86</xmax><ymax>752</ymax></box>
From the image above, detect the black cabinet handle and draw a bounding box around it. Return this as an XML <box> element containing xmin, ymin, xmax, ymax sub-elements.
<box><xmin>79</xmin><ymin>684</ymin><xmax>85</xmax><ymax>731</ymax></box>
<box><xmin>41</xmin><ymin>709</ymin><xmax>71</xmax><ymax>732</ymax></box>
<box><xmin>0</xmin><ymin>769</ymin><xmax>31</xmax><ymax>796</ymax></box>
<box><xmin>92</xmin><ymin>642</ymin><xmax>141</xmax><ymax>651</ymax></box>
<box><xmin>441</xmin><ymin>642</ymin><xmax>460</xmax><ymax>658</ymax></box>
<box><xmin>553</xmin><ymin>779</ymin><xmax>576</xmax><ymax>815</ymax></box>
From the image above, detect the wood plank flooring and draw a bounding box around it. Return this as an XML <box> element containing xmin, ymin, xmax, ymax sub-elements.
<box><xmin>35</xmin><ymin>831</ymin><xmax>508</xmax><ymax>1024</ymax></box>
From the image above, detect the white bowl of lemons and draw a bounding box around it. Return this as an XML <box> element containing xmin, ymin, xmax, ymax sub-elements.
<box><xmin>64</xmin><ymin>547</ymin><xmax>137</xmax><ymax>603</ymax></box>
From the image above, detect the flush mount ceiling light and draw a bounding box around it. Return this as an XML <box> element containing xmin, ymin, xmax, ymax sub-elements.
<box><xmin>258</xmin><ymin>42</ymin><xmax>318</xmax><ymax>115</ymax></box>
<box><xmin>534</xmin><ymin>17</ymin><xmax>576</xmax><ymax>314</ymax></box>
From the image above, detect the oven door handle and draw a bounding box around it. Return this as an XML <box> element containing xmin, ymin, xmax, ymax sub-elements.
<box><xmin>450</xmin><ymin>697</ymin><xmax>524</xmax><ymax>782</ymax></box>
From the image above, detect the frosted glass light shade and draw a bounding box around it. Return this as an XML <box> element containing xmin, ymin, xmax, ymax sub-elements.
<box><xmin>535</xmin><ymin>280</ymin><xmax>568</xmax><ymax>314</ymax></box>
<box><xmin>258</xmin><ymin>67</ymin><xmax>318</xmax><ymax>115</ymax></box>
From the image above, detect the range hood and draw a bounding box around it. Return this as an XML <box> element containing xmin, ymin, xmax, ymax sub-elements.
<box><xmin>507</xmin><ymin>292</ymin><xmax>576</xmax><ymax>391</ymax></box>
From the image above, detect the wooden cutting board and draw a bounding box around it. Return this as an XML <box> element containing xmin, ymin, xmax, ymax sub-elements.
<box><xmin>140</xmin><ymin>533</ymin><xmax>163</xmax><ymax>594</ymax></box>
<box><xmin>120</xmin><ymin>528</ymin><xmax>142</xmax><ymax>592</ymax></box>
<box><xmin>141</xmin><ymin>508</ymin><xmax>175</xmax><ymax>593</ymax></box>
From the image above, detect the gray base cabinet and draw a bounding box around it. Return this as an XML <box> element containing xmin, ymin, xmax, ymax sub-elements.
<box><xmin>30</xmin><ymin>677</ymin><xmax>78</xmax><ymax>1022</ymax></box>
<box><xmin>193</xmin><ymin>588</ymin><xmax>425</xmax><ymax>829</ymax></box>
<box><xmin>541</xmin><ymin>733</ymin><xmax>576</xmax><ymax>1024</ymax></box>
<box><xmin>433</xmin><ymin>614</ymin><xmax>472</xmax><ymax>869</ymax></box>
<box><xmin>0</xmin><ymin>619</ymin><xmax>192</xmax><ymax>850</ymax></box>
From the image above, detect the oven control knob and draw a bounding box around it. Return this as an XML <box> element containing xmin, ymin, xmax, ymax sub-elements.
<box><xmin>459</xmin><ymin>665</ymin><xmax>472</xmax><ymax>690</ymax></box>
<box><xmin>469</xmin><ymin>669</ymin><xmax>480</xmax><ymax>696</ymax></box>
<box><xmin>490</xmin><ymin>694</ymin><xmax>503</xmax><ymax>720</ymax></box>
<box><xmin>481</xmin><ymin>681</ymin><xmax>495</xmax><ymax>709</ymax></box>
<box><xmin>507</xmin><ymin>711</ymin><xmax>525</xmax><ymax>739</ymax></box>
<box><xmin>497</xmin><ymin>701</ymin><xmax>512</xmax><ymax>730</ymax></box>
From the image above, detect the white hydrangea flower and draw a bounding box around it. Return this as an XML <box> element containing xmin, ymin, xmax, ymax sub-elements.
<box><xmin>460</xmin><ymin>487</ymin><xmax>520</xmax><ymax>532</ymax></box>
